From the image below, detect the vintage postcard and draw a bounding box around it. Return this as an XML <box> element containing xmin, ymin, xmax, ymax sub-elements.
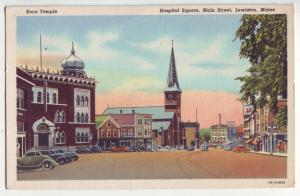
<box><xmin>5</xmin><ymin>4</ymin><xmax>294</xmax><ymax>189</ymax></box>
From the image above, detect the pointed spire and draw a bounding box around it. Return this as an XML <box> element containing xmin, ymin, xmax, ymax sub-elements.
<box><xmin>166</xmin><ymin>40</ymin><xmax>181</xmax><ymax>92</ymax></box>
<box><xmin>71</xmin><ymin>41</ymin><xmax>75</xmax><ymax>55</ymax></box>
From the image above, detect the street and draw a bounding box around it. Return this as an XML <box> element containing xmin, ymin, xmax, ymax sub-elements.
<box><xmin>17</xmin><ymin>149</ymin><xmax>287</xmax><ymax>180</ymax></box>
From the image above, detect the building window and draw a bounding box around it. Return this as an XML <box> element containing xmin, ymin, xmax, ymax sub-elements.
<box><xmin>55</xmin><ymin>131</ymin><xmax>66</xmax><ymax>144</ymax></box>
<box><xmin>81</xmin><ymin>96</ymin><xmax>85</xmax><ymax>106</ymax></box>
<box><xmin>81</xmin><ymin>113</ymin><xmax>85</xmax><ymax>122</ymax></box>
<box><xmin>101</xmin><ymin>129</ymin><xmax>106</xmax><ymax>138</ymax></box>
<box><xmin>107</xmin><ymin>129</ymin><xmax>111</xmax><ymax>138</ymax></box>
<box><xmin>144</xmin><ymin>118</ymin><xmax>150</xmax><ymax>125</ymax></box>
<box><xmin>85</xmin><ymin>96</ymin><xmax>89</xmax><ymax>106</ymax></box>
<box><xmin>76</xmin><ymin>95</ymin><xmax>80</xmax><ymax>106</ymax></box>
<box><xmin>75</xmin><ymin>128</ymin><xmax>89</xmax><ymax>143</ymax></box>
<box><xmin>128</xmin><ymin>129</ymin><xmax>133</xmax><ymax>136</ymax></box>
<box><xmin>107</xmin><ymin>121</ymin><xmax>111</xmax><ymax>127</ymax></box>
<box><xmin>138</xmin><ymin>129</ymin><xmax>142</xmax><ymax>136</ymax></box>
<box><xmin>113</xmin><ymin>129</ymin><xmax>117</xmax><ymax>137</ymax></box>
<box><xmin>138</xmin><ymin>118</ymin><xmax>143</xmax><ymax>125</ymax></box>
<box><xmin>37</xmin><ymin>92</ymin><xmax>42</xmax><ymax>103</ymax></box>
<box><xmin>76</xmin><ymin>112</ymin><xmax>80</xmax><ymax>122</ymax></box>
<box><xmin>60</xmin><ymin>111</ymin><xmax>65</xmax><ymax>122</ymax></box>
<box><xmin>17</xmin><ymin>88</ymin><xmax>24</xmax><ymax>108</ymax></box>
<box><xmin>52</xmin><ymin>93</ymin><xmax>57</xmax><ymax>104</ymax></box>
<box><xmin>121</xmin><ymin>129</ymin><xmax>126</xmax><ymax>137</ymax></box>
<box><xmin>17</xmin><ymin>121</ymin><xmax>24</xmax><ymax>132</ymax></box>
<box><xmin>55</xmin><ymin>111</ymin><xmax>60</xmax><ymax>122</ymax></box>
<box><xmin>85</xmin><ymin>113</ymin><xmax>89</xmax><ymax>123</ymax></box>
<box><xmin>47</xmin><ymin>92</ymin><xmax>50</xmax><ymax>103</ymax></box>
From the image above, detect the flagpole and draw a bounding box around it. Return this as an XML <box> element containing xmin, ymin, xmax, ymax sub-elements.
<box><xmin>40</xmin><ymin>33</ymin><xmax>42</xmax><ymax>70</ymax></box>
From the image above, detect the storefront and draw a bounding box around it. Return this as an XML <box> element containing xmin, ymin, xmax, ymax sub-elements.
<box><xmin>262</xmin><ymin>132</ymin><xmax>287</xmax><ymax>154</ymax></box>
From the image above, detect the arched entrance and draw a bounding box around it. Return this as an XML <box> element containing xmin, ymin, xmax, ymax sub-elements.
<box><xmin>32</xmin><ymin>117</ymin><xmax>54</xmax><ymax>149</ymax></box>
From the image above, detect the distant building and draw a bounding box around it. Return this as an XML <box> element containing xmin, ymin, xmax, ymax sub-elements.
<box><xmin>211</xmin><ymin>124</ymin><xmax>228</xmax><ymax>144</ymax></box>
<box><xmin>226</xmin><ymin>121</ymin><xmax>236</xmax><ymax>142</ymax></box>
<box><xmin>96</xmin><ymin>113</ymin><xmax>152</xmax><ymax>149</ymax></box>
<box><xmin>16</xmin><ymin>43</ymin><xmax>97</xmax><ymax>155</ymax></box>
<box><xmin>181</xmin><ymin>122</ymin><xmax>200</xmax><ymax>146</ymax></box>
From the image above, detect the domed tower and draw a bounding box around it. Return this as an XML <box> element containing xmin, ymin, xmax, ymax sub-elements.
<box><xmin>61</xmin><ymin>42</ymin><xmax>86</xmax><ymax>76</ymax></box>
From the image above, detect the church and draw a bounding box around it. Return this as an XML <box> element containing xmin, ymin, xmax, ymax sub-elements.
<box><xmin>16</xmin><ymin>43</ymin><xmax>97</xmax><ymax>156</ymax></box>
<box><xmin>104</xmin><ymin>42</ymin><xmax>192</xmax><ymax>146</ymax></box>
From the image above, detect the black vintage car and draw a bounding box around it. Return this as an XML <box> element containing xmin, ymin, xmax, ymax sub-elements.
<box><xmin>90</xmin><ymin>145</ymin><xmax>102</xmax><ymax>153</ymax></box>
<box><xmin>53</xmin><ymin>149</ymin><xmax>79</xmax><ymax>161</ymax></box>
<box><xmin>38</xmin><ymin>150</ymin><xmax>70</xmax><ymax>165</ymax></box>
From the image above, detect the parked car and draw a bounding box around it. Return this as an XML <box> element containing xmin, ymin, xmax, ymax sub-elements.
<box><xmin>90</xmin><ymin>145</ymin><xmax>102</xmax><ymax>153</ymax></box>
<box><xmin>76</xmin><ymin>146</ymin><xmax>91</xmax><ymax>154</ymax></box>
<box><xmin>112</xmin><ymin>146</ymin><xmax>129</xmax><ymax>152</ymax></box>
<box><xmin>187</xmin><ymin>146</ymin><xmax>195</xmax><ymax>151</ymax></box>
<box><xmin>39</xmin><ymin>150</ymin><xmax>70</xmax><ymax>165</ymax></box>
<box><xmin>53</xmin><ymin>149</ymin><xmax>79</xmax><ymax>161</ymax></box>
<box><xmin>224</xmin><ymin>144</ymin><xmax>234</xmax><ymax>151</ymax></box>
<box><xmin>17</xmin><ymin>151</ymin><xmax>58</xmax><ymax>171</ymax></box>
<box><xmin>233</xmin><ymin>145</ymin><xmax>250</xmax><ymax>153</ymax></box>
<box><xmin>128</xmin><ymin>146</ymin><xmax>138</xmax><ymax>152</ymax></box>
<box><xmin>201</xmin><ymin>144</ymin><xmax>209</xmax><ymax>151</ymax></box>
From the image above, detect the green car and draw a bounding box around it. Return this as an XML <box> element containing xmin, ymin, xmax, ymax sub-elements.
<box><xmin>17</xmin><ymin>151</ymin><xmax>58</xmax><ymax>171</ymax></box>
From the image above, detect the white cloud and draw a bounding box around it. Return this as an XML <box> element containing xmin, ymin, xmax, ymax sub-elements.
<box><xmin>130</xmin><ymin>57</ymin><xmax>156</xmax><ymax>70</ymax></box>
<box><xmin>132</xmin><ymin>35</ymin><xmax>173</xmax><ymax>54</ymax></box>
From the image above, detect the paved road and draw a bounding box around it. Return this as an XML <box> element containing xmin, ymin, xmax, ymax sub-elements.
<box><xmin>17</xmin><ymin>149</ymin><xmax>287</xmax><ymax>180</ymax></box>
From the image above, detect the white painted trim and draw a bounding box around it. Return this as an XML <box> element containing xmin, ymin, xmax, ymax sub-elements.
<box><xmin>17</xmin><ymin>75</ymin><xmax>35</xmax><ymax>86</ymax></box>
<box><xmin>67</xmin><ymin>122</ymin><xmax>95</xmax><ymax>125</ymax></box>
<box><xmin>17</xmin><ymin>108</ymin><xmax>27</xmax><ymax>111</ymax></box>
<box><xmin>97</xmin><ymin>116</ymin><xmax>121</xmax><ymax>129</ymax></box>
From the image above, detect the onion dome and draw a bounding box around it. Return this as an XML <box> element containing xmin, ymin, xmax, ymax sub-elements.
<box><xmin>61</xmin><ymin>42</ymin><xmax>86</xmax><ymax>76</ymax></box>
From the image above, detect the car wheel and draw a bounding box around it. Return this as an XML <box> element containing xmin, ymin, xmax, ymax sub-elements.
<box><xmin>42</xmin><ymin>161</ymin><xmax>52</xmax><ymax>170</ymax></box>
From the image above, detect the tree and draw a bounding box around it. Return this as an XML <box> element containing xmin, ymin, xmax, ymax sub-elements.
<box><xmin>235</xmin><ymin>14</ymin><xmax>287</xmax><ymax>126</ymax></box>
<box><xmin>200</xmin><ymin>128</ymin><xmax>211</xmax><ymax>142</ymax></box>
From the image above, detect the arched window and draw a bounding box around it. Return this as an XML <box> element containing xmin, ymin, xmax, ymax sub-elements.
<box><xmin>84</xmin><ymin>132</ymin><xmax>89</xmax><ymax>142</ymax></box>
<box><xmin>60</xmin><ymin>111</ymin><xmax>65</xmax><ymax>122</ymax></box>
<box><xmin>76</xmin><ymin>132</ymin><xmax>81</xmax><ymax>143</ymax></box>
<box><xmin>55</xmin><ymin>111</ymin><xmax>60</xmax><ymax>122</ymax></box>
<box><xmin>52</xmin><ymin>93</ymin><xmax>57</xmax><ymax>104</ymax></box>
<box><xmin>47</xmin><ymin>92</ymin><xmax>50</xmax><ymax>103</ymax></box>
<box><xmin>81</xmin><ymin>112</ymin><xmax>85</xmax><ymax>122</ymax></box>
<box><xmin>37</xmin><ymin>92</ymin><xmax>42</xmax><ymax>103</ymax></box>
<box><xmin>76</xmin><ymin>95</ymin><xmax>80</xmax><ymax>105</ymax></box>
<box><xmin>55</xmin><ymin>131</ymin><xmax>66</xmax><ymax>144</ymax></box>
<box><xmin>81</xmin><ymin>96</ymin><xmax>85</xmax><ymax>106</ymax></box>
<box><xmin>76</xmin><ymin>112</ymin><xmax>80</xmax><ymax>122</ymax></box>
<box><xmin>85</xmin><ymin>113</ymin><xmax>89</xmax><ymax>123</ymax></box>
<box><xmin>85</xmin><ymin>96</ymin><xmax>89</xmax><ymax>106</ymax></box>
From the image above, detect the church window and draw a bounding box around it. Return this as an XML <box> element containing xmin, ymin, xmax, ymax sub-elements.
<box><xmin>55</xmin><ymin>111</ymin><xmax>60</xmax><ymax>122</ymax></box>
<box><xmin>52</xmin><ymin>93</ymin><xmax>57</xmax><ymax>104</ymax></box>
<box><xmin>76</xmin><ymin>112</ymin><xmax>80</xmax><ymax>122</ymax></box>
<box><xmin>60</xmin><ymin>111</ymin><xmax>65</xmax><ymax>122</ymax></box>
<box><xmin>75</xmin><ymin>128</ymin><xmax>89</xmax><ymax>143</ymax></box>
<box><xmin>55</xmin><ymin>131</ymin><xmax>66</xmax><ymax>144</ymax></box>
<box><xmin>81</xmin><ymin>112</ymin><xmax>85</xmax><ymax>122</ymax></box>
<box><xmin>85</xmin><ymin>96</ymin><xmax>89</xmax><ymax>106</ymax></box>
<box><xmin>37</xmin><ymin>92</ymin><xmax>42</xmax><ymax>103</ymax></box>
<box><xmin>76</xmin><ymin>95</ymin><xmax>80</xmax><ymax>105</ymax></box>
<box><xmin>85</xmin><ymin>113</ymin><xmax>89</xmax><ymax>123</ymax></box>
<box><xmin>81</xmin><ymin>96</ymin><xmax>85</xmax><ymax>106</ymax></box>
<box><xmin>17</xmin><ymin>88</ymin><xmax>24</xmax><ymax>109</ymax></box>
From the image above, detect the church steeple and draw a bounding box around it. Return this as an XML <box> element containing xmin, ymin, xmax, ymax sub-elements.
<box><xmin>165</xmin><ymin>40</ymin><xmax>181</xmax><ymax>92</ymax></box>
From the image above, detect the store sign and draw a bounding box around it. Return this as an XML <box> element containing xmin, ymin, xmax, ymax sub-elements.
<box><xmin>243</xmin><ymin>105</ymin><xmax>254</xmax><ymax>115</ymax></box>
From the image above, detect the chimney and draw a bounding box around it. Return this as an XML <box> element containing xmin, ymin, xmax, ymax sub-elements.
<box><xmin>218</xmin><ymin>113</ymin><xmax>221</xmax><ymax>125</ymax></box>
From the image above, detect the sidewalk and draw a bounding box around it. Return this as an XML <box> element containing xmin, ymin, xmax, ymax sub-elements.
<box><xmin>250</xmin><ymin>150</ymin><xmax>287</xmax><ymax>157</ymax></box>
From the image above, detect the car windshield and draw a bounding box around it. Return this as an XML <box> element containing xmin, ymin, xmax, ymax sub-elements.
<box><xmin>58</xmin><ymin>150</ymin><xmax>65</xmax><ymax>153</ymax></box>
<box><xmin>41</xmin><ymin>151</ymin><xmax>50</xmax><ymax>155</ymax></box>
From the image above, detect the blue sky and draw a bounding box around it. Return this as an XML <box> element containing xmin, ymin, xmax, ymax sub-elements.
<box><xmin>17</xmin><ymin>15</ymin><xmax>249</xmax><ymax>94</ymax></box>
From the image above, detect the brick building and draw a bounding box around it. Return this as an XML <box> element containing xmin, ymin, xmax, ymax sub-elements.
<box><xmin>16</xmin><ymin>43</ymin><xmax>97</xmax><ymax>155</ymax></box>
<box><xmin>95</xmin><ymin>113</ymin><xmax>152</xmax><ymax>149</ymax></box>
